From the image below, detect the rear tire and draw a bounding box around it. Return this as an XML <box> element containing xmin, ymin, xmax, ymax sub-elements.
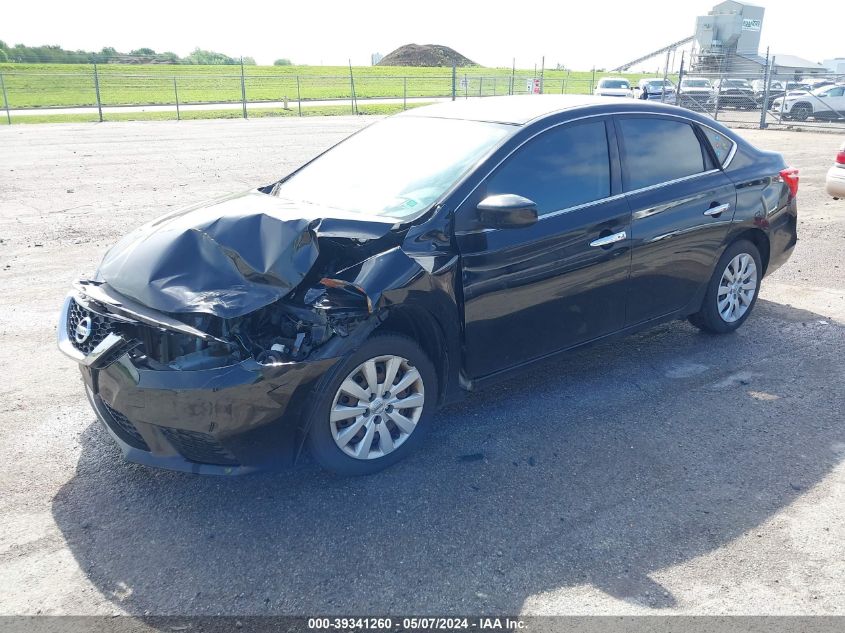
<box><xmin>305</xmin><ymin>333</ymin><xmax>438</xmax><ymax>476</ymax></box>
<box><xmin>689</xmin><ymin>240</ymin><xmax>762</xmax><ymax>334</ymax></box>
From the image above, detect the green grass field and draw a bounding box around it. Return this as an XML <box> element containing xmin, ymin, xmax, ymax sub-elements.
<box><xmin>0</xmin><ymin>63</ymin><xmax>672</xmax><ymax>111</ymax></box>
<box><xmin>7</xmin><ymin>102</ymin><xmax>430</xmax><ymax>124</ymax></box>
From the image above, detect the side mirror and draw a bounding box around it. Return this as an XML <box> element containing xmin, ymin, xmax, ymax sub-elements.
<box><xmin>477</xmin><ymin>194</ymin><xmax>538</xmax><ymax>229</ymax></box>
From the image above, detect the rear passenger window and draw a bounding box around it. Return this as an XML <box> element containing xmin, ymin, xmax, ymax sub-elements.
<box><xmin>486</xmin><ymin>120</ymin><xmax>611</xmax><ymax>215</ymax></box>
<box><xmin>619</xmin><ymin>117</ymin><xmax>706</xmax><ymax>190</ymax></box>
<box><xmin>701</xmin><ymin>127</ymin><xmax>734</xmax><ymax>166</ymax></box>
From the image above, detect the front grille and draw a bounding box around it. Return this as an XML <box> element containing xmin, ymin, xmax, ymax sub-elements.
<box><xmin>160</xmin><ymin>428</ymin><xmax>239</xmax><ymax>466</ymax></box>
<box><xmin>101</xmin><ymin>401</ymin><xmax>150</xmax><ymax>451</ymax></box>
<box><xmin>67</xmin><ymin>299</ymin><xmax>121</xmax><ymax>355</ymax></box>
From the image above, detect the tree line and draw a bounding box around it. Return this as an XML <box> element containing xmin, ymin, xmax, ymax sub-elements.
<box><xmin>0</xmin><ymin>41</ymin><xmax>292</xmax><ymax>66</ymax></box>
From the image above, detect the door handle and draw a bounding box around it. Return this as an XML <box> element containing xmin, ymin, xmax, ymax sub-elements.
<box><xmin>704</xmin><ymin>203</ymin><xmax>731</xmax><ymax>217</ymax></box>
<box><xmin>589</xmin><ymin>231</ymin><xmax>627</xmax><ymax>248</ymax></box>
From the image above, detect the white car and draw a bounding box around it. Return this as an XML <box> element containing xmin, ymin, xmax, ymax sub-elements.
<box><xmin>771</xmin><ymin>85</ymin><xmax>845</xmax><ymax>121</ymax></box>
<box><xmin>594</xmin><ymin>77</ymin><xmax>633</xmax><ymax>98</ymax></box>
<box><xmin>826</xmin><ymin>141</ymin><xmax>845</xmax><ymax>198</ymax></box>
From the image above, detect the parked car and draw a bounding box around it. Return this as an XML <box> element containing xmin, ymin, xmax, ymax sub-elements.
<box><xmin>771</xmin><ymin>84</ymin><xmax>845</xmax><ymax>121</ymax></box>
<box><xmin>752</xmin><ymin>80</ymin><xmax>810</xmax><ymax>108</ymax></box>
<box><xmin>594</xmin><ymin>77</ymin><xmax>633</xmax><ymax>98</ymax></box>
<box><xmin>803</xmin><ymin>79</ymin><xmax>834</xmax><ymax>92</ymax></box>
<box><xmin>59</xmin><ymin>96</ymin><xmax>799</xmax><ymax>476</ymax></box>
<box><xmin>709</xmin><ymin>78</ymin><xmax>758</xmax><ymax>109</ymax></box>
<box><xmin>637</xmin><ymin>78</ymin><xmax>677</xmax><ymax>103</ymax></box>
<box><xmin>677</xmin><ymin>77</ymin><xmax>713</xmax><ymax>109</ymax></box>
<box><xmin>826</xmin><ymin>141</ymin><xmax>845</xmax><ymax>198</ymax></box>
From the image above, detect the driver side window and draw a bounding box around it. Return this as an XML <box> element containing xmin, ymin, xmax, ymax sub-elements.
<box><xmin>485</xmin><ymin>120</ymin><xmax>611</xmax><ymax>216</ymax></box>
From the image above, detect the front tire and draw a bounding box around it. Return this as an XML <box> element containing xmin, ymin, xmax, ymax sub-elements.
<box><xmin>305</xmin><ymin>333</ymin><xmax>438</xmax><ymax>475</ymax></box>
<box><xmin>689</xmin><ymin>240</ymin><xmax>762</xmax><ymax>334</ymax></box>
<box><xmin>791</xmin><ymin>103</ymin><xmax>812</xmax><ymax>121</ymax></box>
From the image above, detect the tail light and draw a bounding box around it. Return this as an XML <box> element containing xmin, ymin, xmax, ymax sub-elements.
<box><xmin>836</xmin><ymin>150</ymin><xmax>845</xmax><ymax>165</ymax></box>
<box><xmin>779</xmin><ymin>167</ymin><xmax>799</xmax><ymax>198</ymax></box>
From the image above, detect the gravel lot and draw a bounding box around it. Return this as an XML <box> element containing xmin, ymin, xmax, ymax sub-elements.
<box><xmin>0</xmin><ymin>116</ymin><xmax>843</xmax><ymax>617</ymax></box>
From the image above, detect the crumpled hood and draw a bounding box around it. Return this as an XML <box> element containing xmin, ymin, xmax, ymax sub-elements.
<box><xmin>97</xmin><ymin>190</ymin><xmax>396</xmax><ymax>319</ymax></box>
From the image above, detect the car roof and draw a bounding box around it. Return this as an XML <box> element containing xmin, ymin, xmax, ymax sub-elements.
<box><xmin>399</xmin><ymin>95</ymin><xmax>696</xmax><ymax>126</ymax></box>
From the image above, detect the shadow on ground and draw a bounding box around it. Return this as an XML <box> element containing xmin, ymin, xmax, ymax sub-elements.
<box><xmin>51</xmin><ymin>300</ymin><xmax>844</xmax><ymax>615</ymax></box>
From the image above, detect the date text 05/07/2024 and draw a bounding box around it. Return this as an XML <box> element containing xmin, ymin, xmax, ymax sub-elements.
<box><xmin>306</xmin><ymin>617</ymin><xmax>527</xmax><ymax>630</ymax></box>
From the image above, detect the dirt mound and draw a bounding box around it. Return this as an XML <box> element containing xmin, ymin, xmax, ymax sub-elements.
<box><xmin>377</xmin><ymin>44</ymin><xmax>477</xmax><ymax>67</ymax></box>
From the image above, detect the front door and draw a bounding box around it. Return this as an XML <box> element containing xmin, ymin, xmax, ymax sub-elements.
<box><xmin>455</xmin><ymin>118</ymin><xmax>632</xmax><ymax>379</ymax></box>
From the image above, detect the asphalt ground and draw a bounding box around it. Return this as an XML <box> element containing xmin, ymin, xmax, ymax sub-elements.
<box><xmin>0</xmin><ymin>116</ymin><xmax>842</xmax><ymax>617</ymax></box>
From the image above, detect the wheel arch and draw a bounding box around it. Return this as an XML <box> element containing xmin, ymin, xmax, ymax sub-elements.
<box><xmin>376</xmin><ymin>304</ymin><xmax>453</xmax><ymax>405</ymax></box>
<box><xmin>727</xmin><ymin>227</ymin><xmax>771</xmax><ymax>275</ymax></box>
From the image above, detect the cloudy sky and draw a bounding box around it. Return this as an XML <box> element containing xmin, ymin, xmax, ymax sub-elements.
<box><xmin>4</xmin><ymin>0</ymin><xmax>842</xmax><ymax>69</ymax></box>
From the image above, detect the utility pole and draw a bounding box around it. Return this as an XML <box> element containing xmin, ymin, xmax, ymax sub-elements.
<box><xmin>540</xmin><ymin>56</ymin><xmax>545</xmax><ymax>93</ymax></box>
<box><xmin>759</xmin><ymin>47</ymin><xmax>772</xmax><ymax>129</ymax></box>
<box><xmin>240</xmin><ymin>57</ymin><xmax>248</xmax><ymax>119</ymax></box>
<box><xmin>93</xmin><ymin>60</ymin><xmax>103</xmax><ymax>122</ymax></box>
<box><xmin>348</xmin><ymin>59</ymin><xmax>358</xmax><ymax>114</ymax></box>
<box><xmin>511</xmin><ymin>58</ymin><xmax>515</xmax><ymax>95</ymax></box>
<box><xmin>0</xmin><ymin>73</ymin><xmax>10</xmax><ymax>125</ymax></box>
<box><xmin>173</xmin><ymin>78</ymin><xmax>180</xmax><ymax>121</ymax></box>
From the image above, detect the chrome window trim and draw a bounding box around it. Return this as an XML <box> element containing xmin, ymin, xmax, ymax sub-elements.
<box><xmin>624</xmin><ymin>168</ymin><xmax>721</xmax><ymax>197</ymax></box>
<box><xmin>454</xmin><ymin>109</ymin><xmax>738</xmax><ymax>232</ymax></box>
<box><xmin>539</xmin><ymin>192</ymin><xmax>628</xmax><ymax>221</ymax></box>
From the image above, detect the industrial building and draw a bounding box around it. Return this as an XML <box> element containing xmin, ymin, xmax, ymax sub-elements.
<box><xmin>614</xmin><ymin>1</ymin><xmax>832</xmax><ymax>79</ymax></box>
<box><xmin>691</xmin><ymin>1</ymin><xmax>825</xmax><ymax>77</ymax></box>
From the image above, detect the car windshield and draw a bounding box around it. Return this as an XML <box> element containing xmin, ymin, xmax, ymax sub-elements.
<box><xmin>273</xmin><ymin>116</ymin><xmax>510</xmax><ymax>220</ymax></box>
<box><xmin>600</xmin><ymin>80</ymin><xmax>629</xmax><ymax>89</ymax></box>
<box><xmin>646</xmin><ymin>80</ymin><xmax>670</xmax><ymax>88</ymax></box>
<box><xmin>682</xmin><ymin>79</ymin><xmax>710</xmax><ymax>88</ymax></box>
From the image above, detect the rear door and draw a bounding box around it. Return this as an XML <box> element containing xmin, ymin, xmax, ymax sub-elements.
<box><xmin>455</xmin><ymin>117</ymin><xmax>631</xmax><ymax>378</ymax></box>
<box><xmin>616</xmin><ymin>115</ymin><xmax>737</xmax><ymax>325</ymax></box>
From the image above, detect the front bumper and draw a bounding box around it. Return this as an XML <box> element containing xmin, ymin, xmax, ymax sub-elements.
<box><xmin>826</xmin><ymin>166</ymin><xmax>845</xmax><ymax>198</ymax></box>
<box><xmin>644</xmin><ymin>93</ymin><xmax>677</xmax><ymax>104</ymax></box>
<box><xmin>59</xmin><ymin>294</ymin><xmax>338</xmax><ymax>473</ymax></box>
<box><xmin>677</xmin><ymin>93</ymin><xmax>710</xmax><ymax>110</ymax></box>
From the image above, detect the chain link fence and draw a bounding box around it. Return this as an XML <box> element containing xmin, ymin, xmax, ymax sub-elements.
<box><xmin>0</xmin><ymin>66</ymin><xmax>618</xmax><ymax>123</ymax></box>
<box><xmin>2</xmin><ymin>62</ymin><xmax>842</xmax><ymax>129</ymax></box>
<box><xmin>676</xmin><ymin>60</ymin><xmax>845</xmax><ymax>131</ymax></box>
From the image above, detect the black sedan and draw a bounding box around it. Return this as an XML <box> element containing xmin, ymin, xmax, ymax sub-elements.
<box><xmin>709</xmin><ymin>78</ymin><xmax>758</xmax><ymax>110</ymax></box>
<box><xmin>59</xmin><ymin>96</ymin><xmax>799</xmax><ymax>475</ymax></box>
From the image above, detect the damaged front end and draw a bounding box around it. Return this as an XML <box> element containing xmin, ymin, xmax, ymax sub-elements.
<box><xmin>59</xmin><ymin>190</ymin><xmax>412</xmax><ymax>473</ymax></box>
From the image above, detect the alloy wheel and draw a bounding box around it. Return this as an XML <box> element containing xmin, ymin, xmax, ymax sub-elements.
<box><xmin>792</xmin><ymin>104</ymin><xmax>811</xmax><ymax>121</ymax></box>
<box><xmin>330</xmin><ymin>355</ymin><xmax>425</xmax><ymax>460</ymax></box>
<box><xmin>717</xmin><ymin>253</ymin><xmax>757</xmax><ymax>323</ymax></box>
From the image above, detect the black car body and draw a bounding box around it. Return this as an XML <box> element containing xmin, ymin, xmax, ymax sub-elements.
<box><xmin>59</xmin><ymin>96</ymin><xmax>798</xmax><ymax>475</ymax></box>
<box><xmin>677</xmin><ymin>77</ymin><xmax>713</xmax><ymax>110</ymax></box>
<box><xmin>709</xmin><ymin>79</ymin><xmax>758</xmax><ymax>110</ymax></box>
